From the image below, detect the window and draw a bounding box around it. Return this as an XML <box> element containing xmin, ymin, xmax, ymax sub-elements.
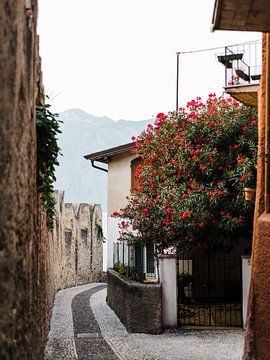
<box><xmin>130</xmin><ymin>157</ymin><xmax>143</xmax><ymax>191</ymax></box>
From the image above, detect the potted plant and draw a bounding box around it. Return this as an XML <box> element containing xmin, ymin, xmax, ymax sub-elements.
<box><xmin>251</xmin><ymin>74</ymin><xmax>261</xmax><ymax>81</ymax></box>
<box><xmin>218</xmin><ymin>53</ymin><xmax>243</xmax><ymax>64</ymax></box>
<box><xmin>177</xmin><ymin>272</ymin><xmax>193</xmax><ymax>304</ymax></box>
<box><xmin>244</xmin><ymin>187</ymin><xmax>256</xmax><ymax>202</ymax></box>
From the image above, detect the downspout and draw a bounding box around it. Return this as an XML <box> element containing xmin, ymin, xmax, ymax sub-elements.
<box><xmin>91</xmin><ymin>160</ymin><xmax>108</xmax><ymax>173</ymax></box>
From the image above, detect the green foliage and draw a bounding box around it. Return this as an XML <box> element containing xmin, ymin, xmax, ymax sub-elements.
<box><xmin>95</xmin><ymin>222</ymin><xmax>106</xmax><ymax>243</ymax></box>
<box><xmin>36</xmin><ymin>99</ymin><xmax>62</xmax><ymax>230</ymax></box>
<box><xmin>177</xmin><ymin>272</ymin><xmax>193</xmax><ymax>287</ymax></box>
<box><xmin>114</xmin><ymin>94</ymin><xmax>257</xmax><ymax>252</ymax></box>
<box><xmin>113</xmin><ymin>262</ymin><xmax>135</xmax><ymax>278</ymax></box>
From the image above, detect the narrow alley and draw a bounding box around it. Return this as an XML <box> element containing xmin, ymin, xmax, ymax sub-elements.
<box><xmin>45</xmin><ymin>283</ymin><xmax>244</xmax><ymax>360</ymax></box>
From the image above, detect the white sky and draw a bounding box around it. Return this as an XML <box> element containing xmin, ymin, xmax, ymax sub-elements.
<box><xmin>38</xmin><ymin>0</ymin><xmax>260</xmax><ymax>121</ymax></box>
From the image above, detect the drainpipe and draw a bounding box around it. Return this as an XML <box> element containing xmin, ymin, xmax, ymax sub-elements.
<box><xmin>176</xmin><ymin>52</ymin><xmax>180</xmax><ymax>111</ymax></box>
<box><xmin>90</xmin><ymin>160</ymin><xmax>108</xmax><ymax>173</ymax></box>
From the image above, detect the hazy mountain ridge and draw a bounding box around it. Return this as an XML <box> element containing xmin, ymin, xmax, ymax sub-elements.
<box><xmin>54</xmin><ymin>109</ymin><xmax>153</xmax><ymax>211</ymax></box>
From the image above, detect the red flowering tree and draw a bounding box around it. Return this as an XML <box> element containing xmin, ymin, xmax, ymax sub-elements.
<box><xmin>114</xmin><ymin>94</ymin><xmax>257</xmax><ymax>252</ymax></box>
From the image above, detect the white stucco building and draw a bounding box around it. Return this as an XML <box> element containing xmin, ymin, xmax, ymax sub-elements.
<box><xmin>85</xmin><ymin>142</ymin><xmax>137</xmax><ymax>268</ymax></box>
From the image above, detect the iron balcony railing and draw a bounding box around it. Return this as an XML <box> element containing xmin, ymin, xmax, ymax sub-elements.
<box><xmin>217</xmin><ymin>40</ymin><xmax>262</xmax><ymax>87</ymax></box>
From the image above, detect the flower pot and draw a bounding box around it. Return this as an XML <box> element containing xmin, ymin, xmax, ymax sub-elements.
<box><xmin>251</xmin><ymin>74</ymin><xmax>261</xmax><ymax>81</ymax></box>
<box><xmin>236</xmin><ymin>69</ymin><xmax>250</xmax><ymax>82</ymax></box>
<box><xmin>244</xmin><ymin>188</ymin><xmax>256</xmax><ymax>202</ymax></box>
<box><xmin>217</xmin><ymin>53</ymin><xmax>243</xmax><ymax>65</ymax></box>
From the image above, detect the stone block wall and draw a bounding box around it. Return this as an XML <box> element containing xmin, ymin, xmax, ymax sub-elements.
<box><xmin>0</xmin><ymin>2</ymin><xmax>104</xmax><ymax>358</ymax></box>
<box><xmin>0</xmin><ymin>1</ymin><xmax>55</xmax><ymax>359</ymax></box>
<box><xmin>107</xmin><ymin>269</ymin><xmax>162</xmax><ymax>334</ymax></box>
<box><xmin>51</xmin><ymin>191</ymin><xmax>103</xmax><ymax>290</ymax></box>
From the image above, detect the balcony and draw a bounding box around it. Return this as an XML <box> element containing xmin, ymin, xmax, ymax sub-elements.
<box><xmin>217</xmin><ymin>40</ymin><xmax>262</xmax><ymax>107</ymax></box>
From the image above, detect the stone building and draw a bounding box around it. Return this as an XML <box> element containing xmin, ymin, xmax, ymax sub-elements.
<box><xmin>0</xmin><ymin>3</ymin><xmax>104</xmax><ymax>359</ymax></box>
<box><xmin>0</xmin><ymin>1</ymin><xmax>53</xmax><ymax>358</ymax></box>
<box><xmin>212</xmin><ymin>2</ymin><xmax>270</xmax><ymax>359</ymax></box>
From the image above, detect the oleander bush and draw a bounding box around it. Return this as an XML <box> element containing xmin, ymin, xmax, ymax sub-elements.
<box><xmin>113</xmin><ymin>94</ymin><xmax>257</xmax><ymax>252</ymax></box>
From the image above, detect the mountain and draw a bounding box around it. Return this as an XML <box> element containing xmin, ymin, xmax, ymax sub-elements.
<box><xmin>54</xmin><ymin>109</ymin><xmax>153</xmax><ymax>211</ymax></box>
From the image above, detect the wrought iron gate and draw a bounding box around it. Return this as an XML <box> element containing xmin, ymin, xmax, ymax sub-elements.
<box><xmin>177</xmin><ymin>249</ymin><xmax>242</xmax><ymax>327</ymax></box>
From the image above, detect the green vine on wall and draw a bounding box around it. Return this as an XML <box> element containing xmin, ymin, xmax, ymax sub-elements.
<box><xmin>36</xmin><ymin>99</ymin><xmax>62</xmax><ymax>230</ymax></box>
<box><xmin>95</xmin><ymin>222</ymin><xmax>106</xmax><ymax>243</ymax></box>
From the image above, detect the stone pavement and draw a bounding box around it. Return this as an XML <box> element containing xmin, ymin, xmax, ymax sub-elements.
<box><xmin>45</xmin><ymin>283</ymin><xmax>117</xmax><ymax>360</ymax></box>
<box><xmin>45</xmin><ymin>283</ymin><xmax>244</xmax><ymax>360</ymax></box>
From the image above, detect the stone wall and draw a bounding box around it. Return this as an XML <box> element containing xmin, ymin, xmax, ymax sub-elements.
<box><xmin>0</xmin><ymin>1</ymin><xmax>54</xmax><ymax>359</ymax></box>
<box><xmin>107</xmin><ymin>269</ymin><xmax>162</xmax><ymax>334</ymax></box>
<box><xmin>51</xmin><ymin>191</ymin><xmax>103</xmax><ymax>290</ymax></box>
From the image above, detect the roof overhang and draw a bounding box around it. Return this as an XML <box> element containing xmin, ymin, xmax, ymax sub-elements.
<box><xmin>224</xmin><ymin>83</ymin><xmax>259</xmax><ymax>107</ymax></box>
<box><xmin>212</xmin><ymin>0</ymin><xmax>270</xmax><ymax>32</ymax></box>
<box><xmin>84</xmin><ymin>142</ymin><xmax>136</xmax><ymax>164</ymax></box>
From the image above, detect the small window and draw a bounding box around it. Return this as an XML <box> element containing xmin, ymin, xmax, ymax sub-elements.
<box><xmin>131</xmin><ymin>157</ymin><xmax>143</xmax><ymax>191</ymax></box>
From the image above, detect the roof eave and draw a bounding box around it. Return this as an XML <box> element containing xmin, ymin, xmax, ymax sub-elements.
<box><xmin>212</xmin><ymin>0</ymin><xmax>270</xmax><ymax>33</ymax></box>
<box><xmin>84</xmin><ymin>142</ymin><xmax>136</xmax><ymax>163</ymax></box>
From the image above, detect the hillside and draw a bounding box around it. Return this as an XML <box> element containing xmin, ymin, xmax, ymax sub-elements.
<box><xmin>54</xmin><ymin>109</ymin><xmax>152</xmax><ymax>211</ymax></box>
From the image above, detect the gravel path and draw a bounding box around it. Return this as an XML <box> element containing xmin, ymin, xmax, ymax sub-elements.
<box><xmin>45</xmin><ymin>283</ymin><xmax>244</xmax><ymax>360</ymax></box>
<box><xmin>45</xmin><ymin>283</ymin><xmax>110</xmax><ymax>360</ymax></box>
<box><xmin>91</xmin><ymin>288</ymin><xmax>244</xmax><ymax>360</ymax></box>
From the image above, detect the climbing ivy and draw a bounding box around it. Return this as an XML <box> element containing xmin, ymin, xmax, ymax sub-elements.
<box><xmin>36</xmin><ymin>99</ymin><xmax>62</xmax><ymax>230</ymax></box>
<box><xmin>95</xmin><ymin>222</ymin><xmax>106</xmax><ymax>243</ymax></box>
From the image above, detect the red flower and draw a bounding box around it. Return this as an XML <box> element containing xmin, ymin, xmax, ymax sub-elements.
<box><xmin>156</xmin><ymin>113</ymin><xmax>166</xmax><ymax>122</ymax></box>
<box><xmin>199</xmin><ymin>222</ymin><xmax>205</xmax><ymax>228</ymax></box>
<box><xmin>182</xmin><ymin>210</ymin><xmax>190</xmax><ymax>218</ymax></box>
<box><xmin>237</xmin><ymin>157</ymin><xmax>244</xmax><ymax>164</ymax></box>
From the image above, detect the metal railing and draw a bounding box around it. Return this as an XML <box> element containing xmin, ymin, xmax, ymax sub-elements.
<box><xmin>217</xmin><ymin>40</ymin><xmax>262</xmax><ymax>87</ymax></box>
<box><xmin>113</xmin><ymin>242</ymin><xmax>157</xmax><ymax>283</ymax></box>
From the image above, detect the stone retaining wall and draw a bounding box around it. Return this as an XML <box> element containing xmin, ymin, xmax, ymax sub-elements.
<box><xmin>107</xmin><ymin>269</ymin><xmax>162</xmax><ymax>334</ymax></box>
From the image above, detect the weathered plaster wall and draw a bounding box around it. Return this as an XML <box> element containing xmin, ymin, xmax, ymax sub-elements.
<box><xmin>244</xmin><ymin>34</ymin><xmax>270</xmax><ymax>360</ymax></box>
<box><xmin>107</xmin><ymin>152</ymin><xmax>136</xmax><ymax>215</ymax></box>
<box><xmin>51</xmin><ymin>191</ymin><xmax>103</xmax><ymax>290</ymax></box>
<box><xmin>0</xmin><ymin>1</ymin><xmax>54</xmax><ymax>359</ymax></box>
